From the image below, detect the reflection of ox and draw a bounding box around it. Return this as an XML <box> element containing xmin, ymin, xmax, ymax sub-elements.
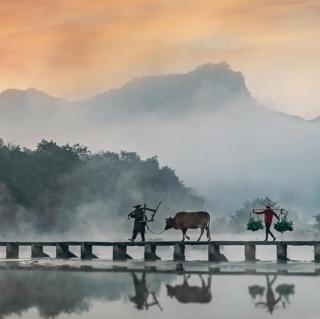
<box><xmin>165</xmin><ymin>211</ymin><xmax>211</xmax><ymax>241</ymax></box>
<box><xmin>166</xmin><ymin>275</ymin><xmax>212</xmax><ymax>304</ymax></box>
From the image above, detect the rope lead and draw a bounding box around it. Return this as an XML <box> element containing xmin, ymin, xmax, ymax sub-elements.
<box><xmin>146</xmin><ymin>224</ymin><xmax>166</xmax><ymax>235</ymax></box>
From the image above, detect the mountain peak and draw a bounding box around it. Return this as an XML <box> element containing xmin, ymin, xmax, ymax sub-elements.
<box><xmin>192</xmin><ymin>62</ymin><xmax>231</xmax><ymax>73</ymax></box>
<box><xmin>0</xmin><ymin>88</ymin><xmax>60</xmax><ymax>102</ymax></box>
<box><xmin>87</xmin><ymin>62</ymin><xmax>253</xmax><ymax>119</ymax></box>
<box><xmin>188</xmin><ymin>62</ymin><xmax>249</xmax><ymax>95</ymax></box>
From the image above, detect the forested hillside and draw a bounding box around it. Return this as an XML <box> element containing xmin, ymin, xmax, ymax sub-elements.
<box><xmin>0</xmin><ymin>139</ymin><xmax>203</xmax><ymax>237</ymax></box>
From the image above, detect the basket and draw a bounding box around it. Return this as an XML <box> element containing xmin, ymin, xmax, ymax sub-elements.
<box><xmin>274</xmin><ymin>214</ymin><xmax>293</xmax><ymax>233</ymax></box>
<box><xmin>247</xmin><ymin>216</ymin><xmax>264</xmax><ymax>232</ymax></box>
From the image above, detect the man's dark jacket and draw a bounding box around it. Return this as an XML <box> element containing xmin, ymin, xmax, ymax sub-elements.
<box><xmin>129</xmin><ymin>208</ymin><xmax>146</xmax><ymax>233</ymax></box>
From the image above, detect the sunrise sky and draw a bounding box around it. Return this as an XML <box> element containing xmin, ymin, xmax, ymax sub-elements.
<box><xmin>0</xmin><ymin>0</ymin><xmax>319</xmax><ymax>118</ymax></box>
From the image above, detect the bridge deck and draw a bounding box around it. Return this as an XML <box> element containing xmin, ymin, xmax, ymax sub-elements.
<box><xmin>0</xmin><ymin>240</ymin><xmax>317</xmax><ymax>246</ymax></box>
<box><xmin>0</xmin><ymin>240</ymin><xmax>319</xmax><ymax>261</ymax></box>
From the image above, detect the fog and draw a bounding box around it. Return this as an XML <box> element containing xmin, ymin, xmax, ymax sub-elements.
<box><xmin>0</xmin><ymin>62</ymin><xmax>320</xmax><ymax>233</ymax></box>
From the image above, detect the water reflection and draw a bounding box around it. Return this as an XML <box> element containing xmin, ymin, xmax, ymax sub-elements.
<box><xmin>248</xmin><ymin>276</ymin><xmax>295</xmax><ymax>314</ymax></box>
<box><xmin>0</xmin><ymin>267</ymin><xmax>303</xmax><ymax>318</ymax></box>
<box><xmin>129</xmin><ymin>273</ymin><xmax>163</xmax><ymax>311</ymax></box>
<box><xmin>0</xmin><ymin>270</ymin><xmax>130</xmax><ymax>318</ymax></box>
<box><xmin>166</xmin><ymin>274</ymin><xmax>212</xmax><ymax>304</ymax></box>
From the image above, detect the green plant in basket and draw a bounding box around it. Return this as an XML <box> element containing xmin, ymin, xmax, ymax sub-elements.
<box><xmin>247</xmin><ymin>216</ymin><xmax>264</xmax><ymax>232</ymax></box>
<box><xmin>274</xmin><ymin>213</ymin><xmax>294</xmax><ymax>233</ymax></box>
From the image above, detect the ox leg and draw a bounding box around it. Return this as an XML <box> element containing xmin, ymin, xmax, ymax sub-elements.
<box><xmin>183</xmin><ymin>274</ymin><xmax>190</xmax><ymax>285</ymax></box>
<box><xmin>207</xmin><ymin>275</ymin><xmax>212</xmax><ymax>289</ymax></box>
<box><xmin>181</xmin><ymin>230</ymin><xmax>185</xmax><ymax>241</ymax></box>
<box><xmin>197</xmin><ymin>228</ymin><xmax>204</xmax><ymax>241</ymax></box>
<box><xmin>206</xmin><ymin>226</ymin><xmax>211</xmax><ymax>241</ymax></box>
<box><xmin>199</xmin><ymin>274</ymin><xmax>205</xmax><ymax>287</ymax></box>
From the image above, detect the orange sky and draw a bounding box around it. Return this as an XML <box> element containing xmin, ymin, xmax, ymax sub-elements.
<box><xmin>0</xmin><ymin>0</ymin><xmax>320</xmax><ymax>118</ymax></box>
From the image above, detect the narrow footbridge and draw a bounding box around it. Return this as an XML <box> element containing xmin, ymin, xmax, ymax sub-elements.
<box><xmin>1</xmin><ymin>241</ymin><xmax>320</xmax><ymax>262</ymax></box>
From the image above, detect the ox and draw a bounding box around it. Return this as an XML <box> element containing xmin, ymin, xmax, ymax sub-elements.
<box><xmin>166</xmin><ymin>275</ymin><xmax>212</xmax><ymax>304</ymax></box>
<box><xmin>165</xmin><ymin>211</ymin><xmax>211</xmax><ymax>241</ymax></box>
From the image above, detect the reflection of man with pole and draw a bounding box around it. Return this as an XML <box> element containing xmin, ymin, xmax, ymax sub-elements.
<box><xmin>128</xmin><ymin>202</ymin><xmax>161</xmax><ymax>242</ymax></box>
<box><xmin>255</xmin><ymin>276</ymin><xmax>281</xmax><ymax>314</ymax></box>
<box><xmin>249</xmin><ymin>275</ymin><xmax>295</xmax><ymax>313</ymax></box>
<box><xmin>129</xmin><ymin>272</ymin><xmax>163</xmax><ymax>311</ymax></box>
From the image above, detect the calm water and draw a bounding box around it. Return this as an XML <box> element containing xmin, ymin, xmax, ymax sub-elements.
<box><xmin>0</xmin><ymin>259</ymin><xmax>319</xmax><ymax>319</ymax></box>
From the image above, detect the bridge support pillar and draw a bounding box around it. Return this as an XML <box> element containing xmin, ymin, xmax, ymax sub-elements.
<box><xmin>276</xmin><ymin>243</ymin><xmax>288</xmax><ymax>263</ymax></box>
<box><xmin>31</xmin><ymin>244</ymin><xmax>49</xmax><ymax>258</ymax></box>
<box><xmin>113</xmin><ymin>244</ymin><xmax>132</xmax><ymax>261</ymax></box>
<box><xmin>174</xmin><ymin>243</ymin><xmax>185</xmax><ymax>261</ymax></box>
<box><xmin>56</xmin><ymin>244</ymin><xmax>77</xmax><ymax>259</ymax></box>
<box><xmin>144</xmin><ymin>243</ymin><xmax>160</xmax><ymax>261</ymax></box>
<box><xmin>208</xmin><ymin>243</ymin><xmax>228</xmax><ymax>262</ymax></box>
<box><xmin>314</xmin><ymin>243</ymin><xmax>320</xmax><ymax>262</ymax></box>
<box><xmin>81</xmin><ymin>243</ymin><xmax>98</xmax><ymax>260</ymax></box>
<box><xmin>245</xmin><ymin>243</ymin><xmax>256</xmax><ymax>262</ymax></box>
<box><xmin>6</xmin><ymin>243</ymin><xmax>19</xmax><ymax>259</ymax></box>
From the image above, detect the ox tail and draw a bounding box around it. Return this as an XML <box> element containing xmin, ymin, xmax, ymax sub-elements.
<box><xmin>206</xmin><ymin>211</ymin><xmax>211</xmax><ymax>241</ymax></box>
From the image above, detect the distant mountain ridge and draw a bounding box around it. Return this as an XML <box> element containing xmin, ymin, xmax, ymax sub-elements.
<box><xmin>0</xmin><ymin>63</ymin><xmax>311</xmax><ymax>121</ymax></box>
<box><xmin>85</xmin><ymin>62</ymin><xmax>252</xmax><ymax>115</ymax></box>
<box><xmin>0</xmin><ymin>88</ymin><xmax>61</xmax><ymax>106</ymax></box>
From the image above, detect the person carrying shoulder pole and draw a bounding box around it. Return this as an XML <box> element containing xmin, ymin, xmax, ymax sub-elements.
<box><xmin>254</xmin><ymin>205</ymin><xmax>280</xmax><ymax>241</ymax></box>
<box><xmin>127</xmin><ymin>202</ymin><xmax>162</xmax><ymax>242</ymax></box>
<box><xmin>128</xmin><ymin>204</ymin><xmax>146</xmax><ymax>242</ymax></box>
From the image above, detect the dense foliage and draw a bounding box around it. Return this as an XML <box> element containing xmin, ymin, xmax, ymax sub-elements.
<box><xmin>0</xmin><ymin>139</ymin><xmax>203</xmax><ymax>235</ymax></box>
<box><xmin>274</xmin><ymin>215</ymin><xmax>294</xmax><ymax>233</ymax></box>
<box><xmin>247</xmin><ymin>216</ymin><xmax>264</xmax><ymax>232</ymax></box>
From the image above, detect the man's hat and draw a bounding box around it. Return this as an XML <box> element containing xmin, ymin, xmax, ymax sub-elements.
<box><xmin>266</xmin><ymin>204</ymin><xmax>271</xmax><ymax>208</ymax></box>
<box><xmin>133</xmin><ymin>204</ymin><xmax>142</xmax><ymax>208</ymax></box>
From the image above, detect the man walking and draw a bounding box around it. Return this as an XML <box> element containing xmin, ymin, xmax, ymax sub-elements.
<box><xmin>254</xmin><ymin>205</ymin><xmax>280</xmax><ymax>241</ymax></box>
<box><xmin>128</xmin><ymin>204</ymin><xmax>147</xmax><ymax>242</ymax></box>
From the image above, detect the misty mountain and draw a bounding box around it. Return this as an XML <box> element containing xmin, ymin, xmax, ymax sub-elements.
<box><xmin>0</xmin><ymin>88</ymin><xmax>62</xmax><ymax>120</ymax></box>
<box><xmin>311</xmin><ymin>115</ymin><xmax>320</xmax><ymax>122</ymax></box>
<box><xmin>0</xmin><ymin>63</ymin><xmax>320</xmax><ymax>218</ymax></box>
<box><xmin>82</xmin><ymin>62</ymin><xmax>254</xmax><ymax>122</ymax></box>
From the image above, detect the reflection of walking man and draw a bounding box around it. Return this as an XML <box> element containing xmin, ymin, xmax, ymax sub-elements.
<box><xmin>255</xmin><ymin>276</ymin><xmax>281</xmax><ymax>314</ymax></box>
<box><xmin>254</xmin><ymin>205</ymin><xmax>279</xmax><ymax>241</ymax></box>
<box><xmin>128</xmin><ymin>205</ymin><xmax>147</xmax><ymax>242</ymax></box>
<box><xmin>129</xmin><ymin>272</ymin><xmax>163</xmax><ymax>311</ymax></box>
<box><xmin>129</xmin><ymin>273</ymin><xmax>148</xmax><ymax>310</ymax></box>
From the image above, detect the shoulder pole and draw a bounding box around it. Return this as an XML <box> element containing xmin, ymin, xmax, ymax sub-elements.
<box><xmin>151</xmin><ymin>201</ymin><xmax>162</xmax><ymax>221</ymax></box>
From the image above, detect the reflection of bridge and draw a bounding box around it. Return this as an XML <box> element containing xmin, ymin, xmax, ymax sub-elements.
<box><xmin>1</xmin><ymin>263</ymin><xmax>320</xmax><ymax>277</ymax></box>
<box><xmin>0</xmin><ymin>264</ymin><xmax>301</xmax><ymax>318</ymax></box>
<box><xmin>1</xmin><ymin>240</ymin><xmax>320</xmax><ymax>262</ymax></box>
